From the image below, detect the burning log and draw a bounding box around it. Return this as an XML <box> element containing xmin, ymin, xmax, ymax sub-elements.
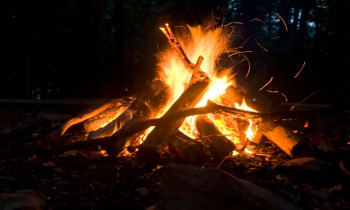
<box><xmin>94</xmin><ymin>79</ymin><xmax>170</xmax><ymax>155</ymax></box>
<box><xmin>136</xmin><ymin>23</ymin><xmax>212</xmax><ymax>163</ymax></box>
<box><xmin>60</xmin><ymin>97</ymin><xmax>134</xmax><ymax>135</ymax></box>
<box><xmin>83</xmin><ymin>98</ymin><xmax>134</xmax><ymax>133</ymax></box>
<box><xmin>259</xmin><ymin>121</ymin><xmax>302</xmax><ymax>157</ymax></box>
<box><xmin>220</xmin><ymin>85</ymin><xmax>264</xmax><ymax>112</ymax></box>
<box><xmin>195</xmin><ymin>115</ymin><xmax>235</xmax><ymax>159</ymax></box>
<box><xmin>136</xmin><ymin>77</ymin><xmax>210</xmax><ymax>163</ymax></box>
<box><xmin>89</xmin><ymin>80</ymin><xmax>170</xmax><ymax>139</ymax></box>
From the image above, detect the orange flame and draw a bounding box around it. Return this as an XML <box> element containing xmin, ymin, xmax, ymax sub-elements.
<box><xmin>156</xmin><ymin>23</ymin><xmax>259</xmax><ymax>153</ymax></box>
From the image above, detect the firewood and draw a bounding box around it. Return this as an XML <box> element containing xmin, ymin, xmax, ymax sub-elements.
<box><xmin>195</xmin><ymin>115</ymin><xmax>235</xmax><ymax>159</ymax></box>
<box><xmin>136</xmin><ymin>78</ymin><xmax>210</xmax><ymax>163</ymax></box>
<box><xmin>98</xmin><ymin>80</ymin><xmax>170</xmax><ymax>156</ymax></box>
<box><xmin>60</xmin><ymin>97</ymin><xmax>134</xmax><ymax>136</ymax></box>
<box><xmin>83</xmin><ymin>98</ymin><xmax>134</xmax><ymax>133</ymax></box>
<box><xmin>169</xmin><ymin>131</ymin><xmax>204</xmax><ymax>163</ymax></box>
<box><xmin>89</xmin><ymin>80</ymin><xmax>170</xmax><ymax>139</ymax></box>
<box><xmin>259</xmin><ymin>121</ymin><xmax>301</xmax><ymax>157</ymax></box>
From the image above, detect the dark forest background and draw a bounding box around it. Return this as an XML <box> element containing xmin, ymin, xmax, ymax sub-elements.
<box><xmin>3</xmin><ymin>0</ymin><xmax>350</xmax><ymax>105</ymax></box>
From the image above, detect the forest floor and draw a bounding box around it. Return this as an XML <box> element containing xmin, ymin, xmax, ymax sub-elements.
<box><xmin>0</xmin><ymin>101</ymin><xmax>350</xmax><ymax>209</ymax></box>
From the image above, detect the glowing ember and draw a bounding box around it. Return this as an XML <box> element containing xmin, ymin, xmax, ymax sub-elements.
<box><xmin>244</xmin><ymin>148</ymin><xmax>254</xmax><ymax>154</ymax></box>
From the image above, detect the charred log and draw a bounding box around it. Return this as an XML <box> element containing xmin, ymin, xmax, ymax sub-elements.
<box><xmin>169</xmin><ymin>131</ymin><xmax>204</xmax><ymax>163</ymax></box>
<box><xmin>195</xmin><ymin>115</ymin><xmax>235</xmax><ymax>159</ymax></box>
<box><xmin>259</xmin><ymin>121</ymin><xmax>302</xmax><ymax>157</ymax></box>
<box><xmin>89</xmin><ymin>79</ymin><xmax>170</xmax><ymax>139</ymax></box>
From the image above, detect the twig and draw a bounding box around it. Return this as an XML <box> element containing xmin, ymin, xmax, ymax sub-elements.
<box><xmin>290</xmin><ymin>87</ymin><xmax>328</xmax><ymax>111</ymax></box>
<box><xmin>160</xmin><ymin>23</ymin><xmax>206</xmax><ymax>81</ymax></box>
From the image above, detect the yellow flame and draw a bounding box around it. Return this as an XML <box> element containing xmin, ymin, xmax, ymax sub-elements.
<box><xmin>155</xmin><ymin>23</ymin><xmax>259</xmax><ymax>154</ymax></box>
<box><xmin>244</xmin><ymin>148</ymin><xmax>253</xmax><ymax>154</ymax></box>
<box><xmin>157</xmin><ymin>24</ymin><xmax>233</xmax><ymax>112</ymax></box>
<box><xmin>245</xmin><ymin>119</ymin><xmax>254</xmax><ymax>140</ymax></box>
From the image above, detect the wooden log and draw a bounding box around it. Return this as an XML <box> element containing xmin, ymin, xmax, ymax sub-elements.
<box><xmin>89</xmin><ymin>80</ymin><xmax>170</xmax><ymax>139</ymax></box>
<box><xmin>60</xmin><ymin>97</ymin><xmax>134</xmax><ymax>136</ymax></box>
<box><xmin>195</xmin><ymin>115</ymin><xmax>235</xmax><ymax>159</ymax></box>
<box><xmin>98</xmin><ymin>80</ymin><xmax>170</xmax><ymax>156</ymax></box>
<box><xmin>169</xmin><ymin>131</ymin><xmax>204</xmax><ymax>163</ymax></box>
<box><xmin>136</xmin><ymin>78</ymin><xmax>210</xmax><ymax>163</ymax></box>
<box><xmin>83</xmin><ymin>98</ymin><xmax>134</xmax><ymax>133</ymax></box>
<box><xmin>259</xmin><ymin>121</ymin><xmax>301</xmax><ymax>157</ymax></box>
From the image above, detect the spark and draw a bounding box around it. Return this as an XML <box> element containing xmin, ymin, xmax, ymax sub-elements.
<box><xmin>267</xmin><ymin>90</ymin><xmax>288</xmax><ymax>102</ymax></box>
<box><xmin>267</xmin><ymin>90</ymin><xmax>279</xmax><ymax>93</ymax></box>
<box><xmin>280</xmin><ymin>92</ymin><xmax>288</xmax><ymax>102</ymax></box>
<box><xmin>242</xmin><ymin>54</ymin><xmax>251</xmax><ymax>77</ymax></box>
<box><xmin>255</xmin><ymin>39</ymin><xmax>269</xmax><ymax>52</ymax></box>
<box><xmin>249</xmin><ymin>18</ymin><xmax>267</xmax><ymax>25</ymax></box>
<box><xmin>228</xmin><ymin>51</ymin><xmax>253</xmax><ymax>57</ymax></box>
<box><xmin>317</xmin><ymin>5</ymin><xmax>327</xmax><ymax>9</ymax></box>
<box><xmin>290</xmin><ymin>87</ymin><xmax>327</xmax><ymax>111</ymax></box>
<box><xmin>271</xmin><ymin>36</ymin><xmax>280</xmax><ymax>40</ymax></box>
<box><xmin>294</xmin><ymin>61</ymin><xmax>306</xmax><ymax>78</ymax></box>
<box><xmin>259</xmin><ymin>77</ymin><xmax>273</xmax><ymax>91</ymax></box>
<box><xmin>276</xmin><ymin>13</ymin><xmax>288</xmax><ymax>31</ymax></box>
<box><xmin>239</xmin><ymin>36</ymin><xmax>252</xmax><ymax>48</ymax></box>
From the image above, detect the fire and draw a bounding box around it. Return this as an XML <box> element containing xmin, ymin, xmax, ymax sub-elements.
<box><xmin>157</xmin><ymin>24</ymin><xmax>233</xmax><ymax>110</ymax></box>
<box><xmin>234</xmin><ymin>99</ymin><xmax>258</xmax><ymax>142</ymax></box>
<box><xmin>156</xmin><ymin>23</ymin><xmax>258</xmax><ymax>153</ymax></box>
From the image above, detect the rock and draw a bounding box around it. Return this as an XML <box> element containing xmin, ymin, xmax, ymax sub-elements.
<box><xmin>0</xmin><ymin>189</ymin><xmax>46</xmax><ymax>210</ymax></box>
<box><xmin>157</xmin><ymin>164</ymin><xmax>299</xmax><ymax>210</ymax></box>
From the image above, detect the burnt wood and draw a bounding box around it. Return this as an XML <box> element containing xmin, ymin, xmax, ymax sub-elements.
<box><xmin>195</xmin><ymin>115</ymin><xmax>235</xmax><ymax>159</ymax></box>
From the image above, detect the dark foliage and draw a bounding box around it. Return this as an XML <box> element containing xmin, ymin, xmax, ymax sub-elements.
<box><xmin>3</xmin><ymin>0</ymin><xmax>350</xmax><ymax>106</ymax></box>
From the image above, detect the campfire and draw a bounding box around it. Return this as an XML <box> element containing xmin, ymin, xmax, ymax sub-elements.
<box><xmin>2</xmin><ymin>20</ymin><xmax>350</xmax><ymax>210</ymax></box>
<box><xmin>46</xmin><ymin>22</ymin><xmax>302</xmax><ymax>164</ymax></box>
